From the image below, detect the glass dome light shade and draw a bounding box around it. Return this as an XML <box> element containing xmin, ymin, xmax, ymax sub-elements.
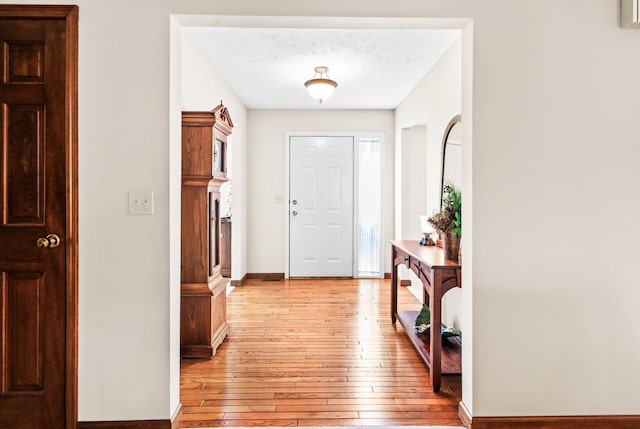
<box><xmin>304</xmin><ymin>78</ymin><xmax>337</xmax><ymax>102</ymax></box>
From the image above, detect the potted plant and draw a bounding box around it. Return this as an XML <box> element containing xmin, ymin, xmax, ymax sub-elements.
<box><xmin>427</xmin><ymin>181</ymin><xmax>461</xmax><ymax>261</ymax></box>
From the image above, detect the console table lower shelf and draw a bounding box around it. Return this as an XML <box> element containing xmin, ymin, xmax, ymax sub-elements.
<box><xmin>396</xmin><ymin>310</ymin><xmax>461</xmax><ymax>376</ymax></box>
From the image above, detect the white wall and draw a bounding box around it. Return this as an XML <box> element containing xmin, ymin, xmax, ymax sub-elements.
<box><xmin>247</xmin><ymin>109</ymin><xmax>395</xmax><ymax>274</ymax></box>
<box><xmin>466</xmin><ymin>3</ymin><xmax>640</xmax><ymax>416</ymax></box>
<box><xmin>396</xmin><ymin>37</ymin><xmax>462</xmax><ymax>219</ymax></box>
<box><xmin>400</xmin><ymin>126</ymin><xmax>428</xmax><ymax>241</ymax></box>
<box><xmin>181</xmin><ymin>35</ymin><xmax>249</xmax><ymax>282</ymax></box>
<box><xmin>5</xmin><ymin>0</ymin><xmax>640</xmax><ymax>423</ymax></box>
<box><xmin>76</xmin><ymin>2</ymin><xmax>177</xmax><ymax>421</ymax></box>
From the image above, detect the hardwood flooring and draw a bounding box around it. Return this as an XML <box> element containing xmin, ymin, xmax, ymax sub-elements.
<box><xmin>179</xmin><ymin>278</ymin><xmax>462</xmax><ymax>427</ymax></box>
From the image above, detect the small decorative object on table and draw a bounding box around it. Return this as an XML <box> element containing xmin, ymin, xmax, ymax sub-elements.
<box><xmin>427</xmin><ymin>181</ymin><xmax>461</xmax><ymax>260</ymax></box>
<box><xmin>423</xmin><ymin>235</ymin><xmax>435</xmax><ymax>246</ymax></box>
<box><xmin>418</xmin><ymin>215</ymin><xmax>436</xmax><ymax>246</ymax></box>
<box><xmin>414</xmin><ymin>305</ymin><xmax>461</xmax><ymax>338</ymax></box>
<box><xmin>443</xmin><ymin>230</ymin><xmax>460</xmax><ymax>262</ymax></box>
<box><xmin>414</xmin><ymin>305</ymin><xmax>431</xmax><ymax>333</ymax></box>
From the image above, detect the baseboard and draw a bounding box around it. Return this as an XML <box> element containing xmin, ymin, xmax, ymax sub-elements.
<box><xmin>230</xmin><ymin>273</ymin><xmax>248</xmax><ymax>286</ymax></box>
<box><xmin>458</xmin><ymin>401</ymin><xmax>472</xmax><ymax>427</ymax></box>
<box><xmin>171</xmin><ymin>403</ymin><xmax>182</xmax><ymax>429</ymax></box>
<box><xmin>384</xmin><ymin>270</ymin><xmax>409</xmax><ymax>285</ymax></box>
<box><xmin>458</xmin><ymin>402</ymin><xmax>640</xmax><ymax>429</ymax></box>
<box><xmin>77</xmin><ymin>419</ymin><xmax>170</xmax><ymax>428</ymax></box>
<box><xmin>246</xmin><ymin>272</ymin><xmax>284</xmax><ymax>281</ymax></box>
<box><xmin>78</xmin><ymin>404</ymin><xmax>182</xmax><ymax>429</ymax></box>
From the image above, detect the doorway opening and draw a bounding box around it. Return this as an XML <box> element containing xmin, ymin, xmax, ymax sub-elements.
<box><xmin>171</xmin><ymin>13</ymin><xmax>473</xmax><ymax>428</ymax></box>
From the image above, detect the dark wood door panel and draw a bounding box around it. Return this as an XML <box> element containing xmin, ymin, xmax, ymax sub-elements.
<box><xmin>0</xmin><ymin>263</ymin><xmax>66</xmax><ymax>426</ymax></box>
<box><xmin>1</xmin><ymin>103</ymin><xmax>46</xmax><ymax>226</ymax></box>
<box><xmin>6</xmin><ymin>42</ymin><xmax>45</xmax><ymax>83</ymax></box>
<box><xmin>0</xmin><ymin>5</ymin><xmax>78</xmax><ymax>429</ymax></box>
<box><xmin>1</xmin><ymin>271</ymin><xmax>45</xmax><ymax>393</ymax></box>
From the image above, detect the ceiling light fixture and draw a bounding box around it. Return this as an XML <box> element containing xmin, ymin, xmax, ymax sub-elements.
<box><xmin>304</xmin><ymin>66</ymin><xmax>337</xmax><ymax>103</ymax></box>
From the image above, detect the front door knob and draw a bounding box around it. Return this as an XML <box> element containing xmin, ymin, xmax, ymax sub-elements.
<box><xmin>37</xmin><ymin>234</ymin><xmax>61</xmax><ymax>248</ymax></box>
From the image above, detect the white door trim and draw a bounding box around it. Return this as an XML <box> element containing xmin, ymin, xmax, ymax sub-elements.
<box><xmin>285</xmin><ymin>131</ymin><xmax>385</xmax><ymax>279</ymax></box>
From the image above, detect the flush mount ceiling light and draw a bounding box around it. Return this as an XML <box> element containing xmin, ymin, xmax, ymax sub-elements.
<box><xmin>304</xmin><ymin>66</ymin><xmax>338</xmax><ymax>103</ymax></box>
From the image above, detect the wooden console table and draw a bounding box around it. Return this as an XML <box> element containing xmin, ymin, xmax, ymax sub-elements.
<box><xmin>390</xmin><ymin>240</ymin><xmax>462</xmax><ymax>392</ymax></box>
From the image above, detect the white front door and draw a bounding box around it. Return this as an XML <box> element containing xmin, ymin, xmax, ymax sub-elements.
<box><xmin>289</xmin><ymin>136</ymin><xmax>354</xmax><ymax>277</ymax></box>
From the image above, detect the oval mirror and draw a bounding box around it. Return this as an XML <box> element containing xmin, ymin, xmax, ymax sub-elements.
<box><xmin>440</xmin><ymin>115</ymin><xmax>462</xmax><ymax>207</ymax></box>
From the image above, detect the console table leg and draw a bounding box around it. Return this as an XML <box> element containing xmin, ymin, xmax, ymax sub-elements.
<box><xmin>430</xmin><ymin>270</ymin><xmax>443</xmax><ymax>392</ymax></box>
<box><xmin>391</xmin><ymin>247</ymin><xmax>398</xmax><ymax>324</ymax></box>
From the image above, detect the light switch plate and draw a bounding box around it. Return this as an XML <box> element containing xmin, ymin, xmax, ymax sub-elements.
<box><xmin>128</xmin><ymin>191</ymin><xmax>154</xmax><ymax>215</ymax></box>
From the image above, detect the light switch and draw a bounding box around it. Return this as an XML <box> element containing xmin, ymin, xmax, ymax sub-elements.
<box><xmin>128</xmin><ymin>191</ymin><xmax>154</xmax><ymax>215</ymax></box>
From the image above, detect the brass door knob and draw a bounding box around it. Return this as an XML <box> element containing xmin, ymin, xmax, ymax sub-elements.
<box><xmin>37</xmin><ymin>234</ymin><xmax>61</xmax><ymax>248</ymax></box>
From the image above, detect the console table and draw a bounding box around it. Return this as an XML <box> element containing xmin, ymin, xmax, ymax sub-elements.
<box><xmin>390</xmin><ymin>240</ymin><xmax>462</xmax><ymax>392</ymax></box>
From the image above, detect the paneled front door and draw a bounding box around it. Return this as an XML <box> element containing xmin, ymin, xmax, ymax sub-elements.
<box><xmin>289</xmin><ymin>136</ymin><xmax>354</xmax><ymax>277</ymax></box>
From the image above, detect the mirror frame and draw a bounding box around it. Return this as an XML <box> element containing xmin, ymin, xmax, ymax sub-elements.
<box><xmin>440</xmin><ymin>114</ymin><xmax>462</xmax><ymax>208</ymax></box>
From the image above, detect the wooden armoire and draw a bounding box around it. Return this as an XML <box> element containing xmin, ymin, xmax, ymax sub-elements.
<box><xmin>180</xmin><ymin>103</ymin><xmax>232</xmax><ymax>358</ymax></box>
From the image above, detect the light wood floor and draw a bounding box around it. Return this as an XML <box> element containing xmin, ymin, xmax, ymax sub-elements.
<box><xmin>179</xmin><ymin>278</ymin><xmax>462</xmax><ymax>427</ymax></box>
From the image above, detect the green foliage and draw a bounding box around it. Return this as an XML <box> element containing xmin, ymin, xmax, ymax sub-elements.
<box><xmin>415</xmin><ymin>305</ymin><xmax>431</xmax><ymax>327</ymax></box>
<box><xmin>428</xmin><ymin>181</ymin><xmax>462</xmax><ymax>237</ymax></box>
<box><xmin>445</xmin><ymin>182</ymin><xmax>462</xmax><ymax>237</ymax></box>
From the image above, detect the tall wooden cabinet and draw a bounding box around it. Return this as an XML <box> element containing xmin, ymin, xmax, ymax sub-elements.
<box><xmin>181</xmin><ymin>103</ymin><xmax>233</xmax><ymax>359</ymax></box>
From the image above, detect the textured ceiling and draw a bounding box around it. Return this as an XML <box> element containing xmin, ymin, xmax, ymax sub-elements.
<box><xmin>183</xmin><ymin>27</ymin><xmax>460</xmax><ymax>110</ymax></box>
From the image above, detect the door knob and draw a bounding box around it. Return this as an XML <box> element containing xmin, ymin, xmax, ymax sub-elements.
<box><xmin>292</xmin><ymin>200</ymin><xmax>297</xmax><ymax>205</ymax></box>
<box><xmin>37</xmin><ymin>234</ymin><xmax>61</xmax><ymax>248</ymax></box>
<box><xmin>292</xmin><ymin>211</ymin><xmax>298</xmax><ymax>216</ymax></box>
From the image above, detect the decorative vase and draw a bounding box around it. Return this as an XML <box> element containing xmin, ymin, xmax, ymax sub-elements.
<box><xmin>443</xmin><ymin>230</ymin><xmax>461</xmax><ymax>261</ymax></box>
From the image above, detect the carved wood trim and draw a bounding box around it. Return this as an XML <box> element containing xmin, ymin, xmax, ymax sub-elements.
<box><xmin>211</xmin><ymin>103</ymin><xmax>234</xmax><ymax>131</ymax></box>
<box><xmin>182</xmin><ymin>103</ymin><xmax>233</xmax><ymax>133</ymax></box>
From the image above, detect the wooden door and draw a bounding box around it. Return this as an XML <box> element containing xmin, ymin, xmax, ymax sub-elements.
<box><xmin>289</xmin><ymin>136</ymin><xmax>354</xmax><ymax>277</ymax></box>
<box><xmin>0</xmin><ymin>6</ymin><xmax>78</xmax><ymax>429</ymax></box>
